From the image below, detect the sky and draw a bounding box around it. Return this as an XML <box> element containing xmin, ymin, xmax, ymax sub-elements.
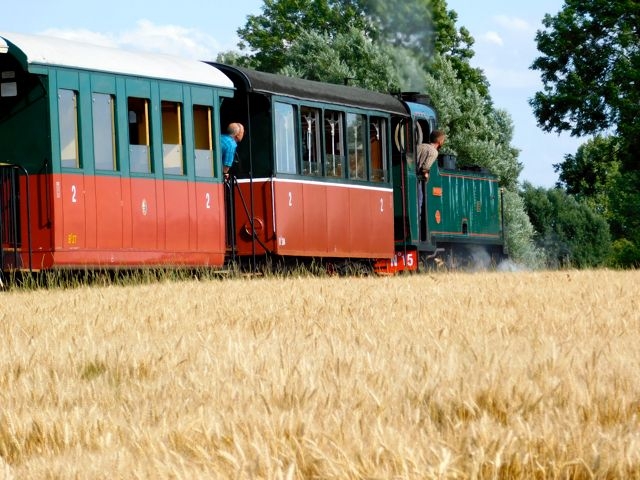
<box><xmin>2</xmin><ymin>0</ymin><xmax>580</xmax><ymax>187</ymax></box>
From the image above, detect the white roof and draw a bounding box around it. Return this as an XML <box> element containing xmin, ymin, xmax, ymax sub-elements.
<box><xmin>0</xmin><ymin>32</ymin><xmax>233</xmax><ymax>89</ymax></box>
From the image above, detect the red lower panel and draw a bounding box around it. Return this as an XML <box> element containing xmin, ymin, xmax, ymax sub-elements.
<box><xmin>233</xmin><ymin>179</ymin><xmax>394</xmax><ymax>259</ymax></box>
<box><xmin>50</xmin><ymin>250</ymin><xmax>224</xmax><ymax>267</ymax></box>
<box><xmin>16</xmin><ymin>175</ymin><xmax>227</xmax><ymax>269</ymax></box>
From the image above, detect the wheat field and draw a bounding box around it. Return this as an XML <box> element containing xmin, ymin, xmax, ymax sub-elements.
<box><xmin>1</xmin><ymin>269</ymin><xmax>639</xmax><ymax>479</ymax></box>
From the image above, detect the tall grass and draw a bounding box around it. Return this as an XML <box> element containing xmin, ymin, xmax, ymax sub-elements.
<box><xmin>1</xmin><ymin>270</ymin><xmax>639</xmax><ymax>478</ymax></box>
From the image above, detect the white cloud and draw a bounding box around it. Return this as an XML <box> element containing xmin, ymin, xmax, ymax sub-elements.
<box><xmin>493</xmin><ymin>15</ymin><xmax>534</xmax><ymax>34</ymax></box>
<box><xmin>41</xmin><ymin>20</ymin><xmax>226</xmax><ymax>60</ymax></box>
<box><xmin>481</xmin><ymin>31</ymin><xmax>503</xmax><ymax>46</ymax></box>
<box><xmin>117</xmin><ymin>20</ymin><xmax>222</xmax><ymax>59</ymax></box>
<box><xmin>40</xmin><ymin>28</ymin><xmax>118</xmax><ymax>48</ymax></box>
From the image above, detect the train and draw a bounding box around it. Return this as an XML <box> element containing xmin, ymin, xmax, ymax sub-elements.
<box><xmin>0</xmin><ymin>31</ymin><xmax>506</xmax><ymax>278</ymax></box>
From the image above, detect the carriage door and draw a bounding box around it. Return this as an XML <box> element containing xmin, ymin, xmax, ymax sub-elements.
<box><xmin>415</xmin><ymin>119</ymin><xmax>431</xmax><ymax>242</ymax></box>
<box><xmin>0</xmin><ymin>164</ymin><xmax>25</xmax><ymax>270</ymax></box>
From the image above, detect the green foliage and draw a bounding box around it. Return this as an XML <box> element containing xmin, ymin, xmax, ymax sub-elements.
<box><xmin>279</xmin><ymin>28</ymin><xmax>401</xmax><ymax>92</ymax></box>
<box><xmin>610</xmin><ymin>238</ymin><xmax>640</xmax><ymax>268</ymax></box>
<box><xmin>532</xmin><ymin>0</ymin><xmax>640</xmax><ymax>268</ymax></box>
<box><xmin>530</xmin><ymin>0</ymin><xmax>640</xmax><ymax>139</ymax></box>
<box><xmin>501</xmin><ymin>189</ymin><xmax>544</xmax><ymax>268</ymax></box>
<box><xmin>520</xmin><ymin>183</ymin><xmax>612</xmax><ymax>268</ymax></box>
<box><xmin>608</xmin><ymin>170</ymin><xmax>640</xmax><ymax>248</ymax></box>
<box><xmin>236</xmin><ymin>0</ymin><xmax>369</xmax><ymax>72</ymax></box>
<box><xmin>554</xmin><ymin>135</ymin><xmax>620</xmax><ymax>216</ymax></box>
<box><xmin>424</xmin><ymin>56</ymin><xmax>521</xmax><ymax>189</ymax></box>
<box><xmin>233</xmin><ymin>0</ymin><xmax>489</xmax><ymax>96</ymax></box>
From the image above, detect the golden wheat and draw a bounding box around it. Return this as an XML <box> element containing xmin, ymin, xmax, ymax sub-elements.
<box><xmin>1</xmin><ymin>270</ymin><xmax>639</xmax><ymax>479</ymax></box>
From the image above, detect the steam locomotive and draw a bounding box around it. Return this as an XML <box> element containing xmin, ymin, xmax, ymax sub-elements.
<box><xmin>0</xmin><ymin>32</ymin><xmax>505</xmax><ymax>277</ymax></box>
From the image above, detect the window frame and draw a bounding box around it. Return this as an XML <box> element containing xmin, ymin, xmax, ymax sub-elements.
<box><xmin>271</xmin><ymin>97</ymin><xmax>392</xmax><ymax>184</ymax></box>
<box><xmin>160</xmin><ymin>99</ymin><xmax>185</xmax><ymax>176</ymax></box>
<box><xmin>193</xmin><ymin>104</ymin><xmax>215</xmax><ymax>178</ymax></box>
<box><xmin>274</xmin><ymin>101</ymin><xmax>299</xmax><ymax>175</ymax></box>
<box><xmin>92</xmin><ymin>92</ymin><xmax>118</xmax><ymax>172</ymax></box>
<box><xmin>127</xmin><ymin>96</ymin><xmax>153</xmax><ymax>175</ymax></box>
<box><xmin>58</xmin><ymin>88</ymin><xmax>81</xmax><ymax>170</ymax></box>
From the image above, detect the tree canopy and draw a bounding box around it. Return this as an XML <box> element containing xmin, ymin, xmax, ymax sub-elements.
<box><xmin>531</xmin><ymin>1</ymin><xmax>640</xmax><ymax>137</ymax></box>
<box><xmin>531</xmin><ymin>0</ymin><xmax>640</xmax><ymax>267</ymax></box>
<box><xmin>521</xmin><ymin>183</ymin><xmax>611</xmax><ymax>268</ymax></box>
<box><xmin>236</xmin><ymin>0</ymin><xmax>369</xmax><ymax>73</ymax></box>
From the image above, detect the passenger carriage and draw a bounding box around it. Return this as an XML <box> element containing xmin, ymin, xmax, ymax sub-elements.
<box><xmin>0</xmin><ymin>32</ymin><xmax>234</xmax><ymax>272</ymax></box>
<box><xmin>212</xmin><ymin>64</ymin><xmax>407</xmax><ymax>267</ymax></box>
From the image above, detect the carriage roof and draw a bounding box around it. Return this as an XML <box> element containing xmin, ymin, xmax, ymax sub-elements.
<box><xmin>0</xmin><ymin>32</ymin><xmax>233</xmax><ymax>89</ymax></box>
<box><xmin>212</xmin><ymin>63</ymin><xmax>407</xmax><ymax>116</ymax></box>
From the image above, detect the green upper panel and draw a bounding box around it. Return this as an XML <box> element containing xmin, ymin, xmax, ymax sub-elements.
<box><xmin>427</xmin><ymin>164</ymin><xmax>503</xmax><ymax>243</ymax></box>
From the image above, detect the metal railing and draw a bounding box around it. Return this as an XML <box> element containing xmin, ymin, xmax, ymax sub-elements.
<box><xmin>0</xmin><ymin>163</ymin><xmax>32</xmax><ymax>273</ymax></box>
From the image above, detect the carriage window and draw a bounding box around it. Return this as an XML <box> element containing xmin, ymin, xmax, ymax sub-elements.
<box><xmin>324</xmin><ymin>110</ymin><xmax>344</xmax><ymax>178</ymax></box>
<box><xmin>193</xmin><ymin>105</ymin><xmax>214</xmax><ymax>177</ymax></box>
<box><xmin>369</xmin><ymin>117</ymin><xmax>387</xmax><ymax>182</ymax></box>
<box><xmin>162</xmin><ymin>101</ymin><xmax>184</xmax><ymax>175</ymax></box>
<box><xmin>58</xmin><ymin>89</ymin><xmax>80</xmax><ymax>169</ymax></box>
<box><xmin>347</xmin><ymin>113</ymin><xmax>366</xmax><ymax>180</ymax></box>
<box><xmin>93</xmin><ymin>93</ymin><xmax>117</xmax><ymax>171</ymax></box>
<box><xmin>274</xmin><ymin>102</ymin><xmax>297</xmax><ymax>174</ymax></box>
<box><xmin>128</xmin><ymin>97</ymin><xmax>151</xmax><ymax>173</ymax></box>
<box><xmin>301</xmin><ymin>106</ymin><xmax>321</xmax><ymax>176</ymax></box>
<box><xmin>1</xmin><ymin>71</ymin><xmax>17</xmax><ymax>97</ymax></box>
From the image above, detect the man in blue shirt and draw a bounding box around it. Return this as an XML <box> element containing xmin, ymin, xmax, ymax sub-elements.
<box><xmin>221</xmin><ymin>122</ymin><xmax>245</xmax><ymax>179</ymax></box>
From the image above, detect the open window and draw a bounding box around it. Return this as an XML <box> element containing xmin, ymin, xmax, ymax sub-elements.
<box><xmin>324</xmin><ymin>110</ymin><xmax>344</xmax><ymax>178</ymax></box>
<box><xmin>161</xmin><ymin>100</ymin><xmax>184</xmax><ymax>175</ymax></box>
<box><xmin>301</xmin><ymin>106</ymin><xmax>321</xmax><ymax>176</ymax></box>
<box><xmin>193</xmin><ymin>104</ymin><xmax>214</xmax><ymax>177</ymax></box>
<box><xmin>128</xmin><ymin>97</ymin><xmax>151</xmax><ymax>174</ymax></box>
<box><xmin>347</xmin><ymin>113</ymin><xmax>366</xmax><ymax>180</ymax></box>
<box><xmin>369</xmin><ymin>116</ymin><xmax>387</xmax><ymax>182</ymax></box>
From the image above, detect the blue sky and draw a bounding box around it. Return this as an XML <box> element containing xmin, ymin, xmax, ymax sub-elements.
<box><xmin>2</xmin><ymin>0</ymin><xmax>579</xmax><ymax>187</ymax></box>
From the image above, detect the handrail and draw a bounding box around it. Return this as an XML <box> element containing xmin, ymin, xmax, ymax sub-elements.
<box><xmin>229</xmin><ymin>175</ymin><xmax>272</xmax><ymax>255</ymax></box>
<box><xmin>0</xmin><ymin>162</ymin><xmax>32</xmax><ymax>273</ymax></box>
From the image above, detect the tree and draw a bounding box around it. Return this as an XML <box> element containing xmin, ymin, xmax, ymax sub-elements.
<box><xmin>530</xmin><ymin>1</ymin><xmax>640</xmax><ymax>143</ymax></box>
<box><xmin>554</xmin><ymin>135</ymin><xmax>620</xmax><ymax>216</ymax></box>
<box><xmin>520</xmin><ymin>183</ymin><xmax>611</xmax><ymax>268</ymax></box>
<box><xmin>424</xmin><ymin>56</ymin><xmax>520</xmax><ymax>189</ymax></box>
<box><xmin>236</xmin><ymin>0</ymin><xmax>369</xmax><ymax>72</ymax></box>
<box><xmin>234</xmin><ymin>0</ymin><xmax>490</xmax><ymax>96</ymax></box>
<box><xmin>278</xmin><ymin>28</ymin><xmax>401</xmax><ymax>92</ymax></box>
<box><xmin>531</xmin><ymin>0</ymin><xmax>640</xmax><ymax>267</ymax></box>
<box><xmin>556</xmin><ymin>143</ymin><xmax>640</xmax><ymax>267</ymax></box>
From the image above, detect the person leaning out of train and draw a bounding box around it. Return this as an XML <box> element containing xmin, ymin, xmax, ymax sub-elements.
<box><xmin>220</xmin><ymin>122</ymin><xmax>245</xmax><ymax>179</ymax></box>
<box><xmin>416</xmin><ymin>129</ymin><xmax>446</xmax><ymax>183</ymax></box>
<box><xmin>416</xmin><ymin>130</ymin><xmax>446</xmax><ymax>226</ymax></box>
